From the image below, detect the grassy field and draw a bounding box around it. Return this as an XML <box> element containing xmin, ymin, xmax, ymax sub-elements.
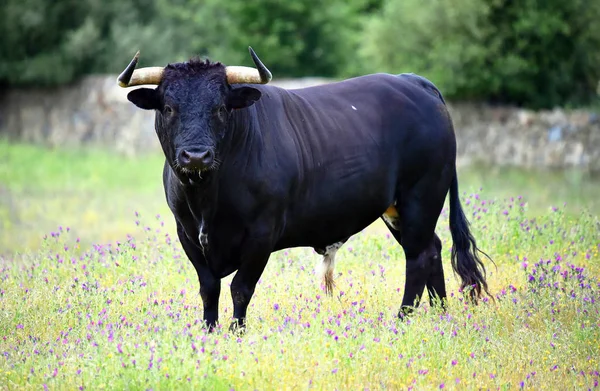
<box><xmin>1</xmin><ymin>140</ymin><xmax>599</xmax><ymax>390</ymax></box>
<box><xmin>0</xmin><ymin>141</ymin><xmax>169</xmax><ymax>255</ymax></box>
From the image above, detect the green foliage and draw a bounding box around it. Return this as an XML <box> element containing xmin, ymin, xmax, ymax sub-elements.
<box><xmin>361</xmin><ymin>0</ymin><xmax>600</xmax><ymax>108</ymax></box>
<box><xmin>219</xmin><ymin>0</ymin><xmax>364</xmax><ymax>77</ymax></box>
<box><xmin>0</xmin><ymin>0</ymin><xmax>366</xmax><ymax>87</ymax></box>
<box><xmin>139</xmin><ymin>0</ymin><xmax>366</xmax><ymax>77</ymax></box>
<box><xmin>0</xmin><ymin>0</ymin><xmax>166</xmax><ymax>87</ymax></box>
<box><xmin>2</xmin><ymin>0</ymin><xmax>599</xmax><ymax>108</ymax></box>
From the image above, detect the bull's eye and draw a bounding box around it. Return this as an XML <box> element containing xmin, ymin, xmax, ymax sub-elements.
<box><xmin>217</xmin><ymin>105</ymin><xmax>228</xmax><ymax>122</ymax></box>
<box><xmin>164</xmin><ymin>105</ymin><xmax>173</xmax><ymax>115</ymax></box>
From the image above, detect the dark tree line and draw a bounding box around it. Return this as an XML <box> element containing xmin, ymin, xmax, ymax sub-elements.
<box><xmin>1</xmin><ymin>0</ymin><xmax>599</xmax><ymax>109</ymax></box>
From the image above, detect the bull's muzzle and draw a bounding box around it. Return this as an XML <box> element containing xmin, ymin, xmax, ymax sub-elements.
<box><xmin>177</xmin><ymin>148</ymin><xmax>214</xmax><ymax>172</ymax></box>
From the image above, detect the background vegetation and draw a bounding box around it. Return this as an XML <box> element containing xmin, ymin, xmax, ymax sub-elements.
<box><xmin>2</xmin><ymin>0</ymin><xmax>600</xmax><ymax>108</ymax></box>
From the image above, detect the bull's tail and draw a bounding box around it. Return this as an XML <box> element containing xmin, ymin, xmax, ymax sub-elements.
<box><xmin>448</xmin><ymin>169</ymin><xmax>493</xmax><ymax>301</ymax></box>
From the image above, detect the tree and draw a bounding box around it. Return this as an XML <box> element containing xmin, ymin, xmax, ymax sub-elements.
<box><xmin>157</xmin><ymin>0</ymin><xmax>365</xmax><ymax>78</ymax></box>
<box><xmin>0</xmin><ymin>0</ymin><xmax>167</xmax><ymax>87</ymax></box>
<box><xmin>360</xmin><ymin>0</ymin><xmax>600</xmax><ymax>108</ymax></box>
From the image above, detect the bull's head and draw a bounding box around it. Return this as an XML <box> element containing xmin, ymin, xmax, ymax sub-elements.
<box><xmin>117</xmin><ymin>47</ymin><xmax>271</xmax><ymax>178</ymax></box>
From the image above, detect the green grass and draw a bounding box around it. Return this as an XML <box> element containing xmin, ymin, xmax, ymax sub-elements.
<box><xmin>0</xmin><ymin>140</ymin><xmax>170</xmax><ymax>255</ymax></box>
<box><xmin>2</xmin><ymin>139</ymin><xmax>599</xmax><ymax>257</ymax></box>
<box><xmin>1</xmin><ymin>140</ymin><xmax>599</xmax><ymax>390</ymax></box>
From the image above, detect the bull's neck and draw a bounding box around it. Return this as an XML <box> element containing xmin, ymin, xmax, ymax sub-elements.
<box><xmin>224</xmin><ymin>104</ymin><xmax>265</xmax><ymax>162</ymax></box>
<box><xmin>181</xmin><ymin>171</ymin><xmax>216</xmax><ymax>221</ymax></box>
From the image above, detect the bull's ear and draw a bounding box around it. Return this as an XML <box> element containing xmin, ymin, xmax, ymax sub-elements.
<box><xmin>228</xmin><ymin>87</ymin><xmax>262</xmax><ymax>109</ymax></box>
<box><xmin>127</xmin><ymin>88</ymin><xmax>160</xmax><ymax>110</ymax></box>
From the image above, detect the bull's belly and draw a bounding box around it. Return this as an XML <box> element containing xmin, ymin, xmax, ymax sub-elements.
<box><xmin>274</xmin><ymin>161</ymin><xmax>399</xmax><ymax>250</ymax></box>
<box><xmin>274</xmin><ymin>196</ymin><xmax>392</xmax><ymax>251</ymax></box>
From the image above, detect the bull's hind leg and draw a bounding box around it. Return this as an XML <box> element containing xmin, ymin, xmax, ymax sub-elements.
<box><xmin>384</xmin><ymin>225</ymin><xmax>443</xmax><ymax>315</ymax></box>
<box><xmin>425</xmin><ymin>234</ymin><xmax>447</xmax><ymax>308</ymax></box>
<box><xmin>388</xmin><ymin>178</ymin><xmax>450</xmax><ymax>318</ymax></box>
<box><xmin>383</xmin><ymin>213</ymin><xmax>447</xmax><ymax>310</ymax></box>
<box><xmin>315</xmin><ymin>239</ymin><xmax>348</xmax><ymax>296</ymax></box>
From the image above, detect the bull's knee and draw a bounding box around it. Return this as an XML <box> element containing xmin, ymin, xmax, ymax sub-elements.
<box><xmin>433</xmin><ymin>235</ymin><xmax>442</xmax><ymax>257</ymax></box>
<box><xmin>406</xmin><ymin>248</ymin><xmax>436</xmax><ymax>273</ymax></box>
<box><xmin>231</xmin><ymin>283</ymin><xmax>254</xmax><ymax>307</ymax></box>
<box><xmin>400</xmin><ymin>240</ymin><xmax>439</xmax><ymax>311</ymax></box>
<box><xmin>200</xmin><ymin>279</ymin><xmax>220</xmax><ymax>307</ymax></box>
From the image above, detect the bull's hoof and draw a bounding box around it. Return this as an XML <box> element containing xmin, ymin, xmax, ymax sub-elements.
<box><xmin>398</xmin><ymin>306</ymin><xmax>415</xmax><ymax>321</ymax></box>
<box><xmin>229</xmin><ymin>319</ymin><xmax>246</xmax><ymax>335</ymax></box>
<box><xmin>202</xmin><ymin>321</ymin><xmax>218</xmax><ymax>333</ymax></box>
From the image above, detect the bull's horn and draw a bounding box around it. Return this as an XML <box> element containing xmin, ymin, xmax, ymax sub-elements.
<box><xmin>225</xmin><ymin>46</ymin><xmax>272</xmax><ymax>85</ymax></box>
<box><xmin>117</xmin><ymin>51</ymin><xmax>164</xmax><ymax>87</ymax></box>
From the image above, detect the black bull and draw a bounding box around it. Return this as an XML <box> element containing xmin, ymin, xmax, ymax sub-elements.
<box><xmin>117</xmin><ymin>49</ymin><xmax>492</xmax><ymax>331</ymax></box>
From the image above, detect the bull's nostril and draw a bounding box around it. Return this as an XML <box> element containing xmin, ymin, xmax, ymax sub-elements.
<box><xmin>200</xmin><ymin>150</ymin><xmax>214</xmax><ymax>166</ymax></box>
<box><xmin>178</xmin><ymin>150</ymin><xmax>192</xmax><ymax>166</ymax></box>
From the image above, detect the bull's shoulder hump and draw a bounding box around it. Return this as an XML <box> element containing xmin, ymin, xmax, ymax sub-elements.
<box><xmin>396</xmin><ymin>73</ymin><xmax>446</xmax><ymax>104</ymax></box>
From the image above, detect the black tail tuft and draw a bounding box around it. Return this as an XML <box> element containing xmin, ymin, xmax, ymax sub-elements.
<box><xmin>448</xmin><ymin>170</ymin><xmax>494</xmax><ymax>302</ymax></box>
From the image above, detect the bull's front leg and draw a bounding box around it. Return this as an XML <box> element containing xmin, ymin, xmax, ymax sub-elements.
<box><xmin>177</xmin><ymin>223</ymin><xmax>221</xmax><ymax>331</ymax></box>
<box><xmin>229</xmin><ymin>236</ymin><xmax>273</xmax><ymax>332</ymax></box>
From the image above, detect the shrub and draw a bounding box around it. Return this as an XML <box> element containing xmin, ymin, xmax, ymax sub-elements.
<box><xmin>157</xmin><ymin>0</ymin><xmax>365</xmax><ymax>78</ymax></box>
<box><xmin>0</xmin><ymin>0</ymin><xmax>169</xmax><ymax>87</ymax></box>
<box><xmin>360</xmin><ymin>0</ymin><xmax>600</xmax><ymax>109</ymax></box>
<box><xmin>0</xmin><ymin>0</ymin><xmax>367</xmax><ymax>87</ymax></box>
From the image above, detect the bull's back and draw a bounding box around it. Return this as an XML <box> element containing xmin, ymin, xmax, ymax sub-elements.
<box><xmin>268</xmin><ymin>73</ymin><xmax>455</xmax><ymax>250</ymax></box>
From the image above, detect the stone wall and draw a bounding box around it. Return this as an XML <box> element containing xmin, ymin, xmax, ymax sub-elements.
<box><xmin>0</xmin><ymin>76</ymin><xmax>159</xmax><ymax>156</ymax></box>
<box><xmin>1</xmin><ymin>75</ymin><xmax>599</xmax><ymax>172</ymax></box>
<box><xmin>448</xmin><ymin>103</ymin><xmax>600</xmax><ymax>172</ymax></box>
